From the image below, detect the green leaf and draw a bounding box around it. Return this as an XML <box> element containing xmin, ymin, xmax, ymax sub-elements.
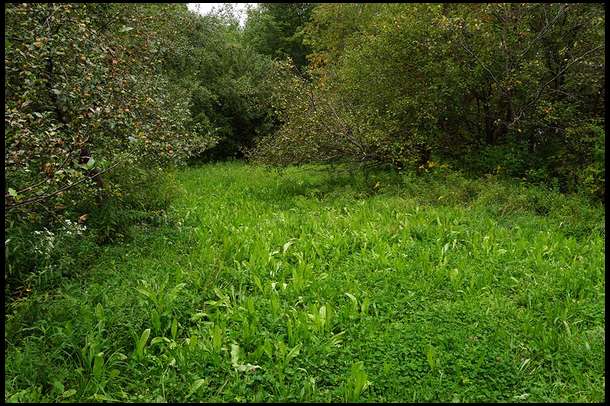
<box><xmin>95</xmin><ymin>303</ymin><xmax>104</xmax><ymax>320</ymax></box>
<box><xmin>168</xmin><ymin>283</ymin><xmax>186</xmax><ymax>302</ymax></box>
<box><xmin>426</xmin><ymin>344</ymin><xmax>436</xmax><ymax>370</ymax></box>
<box><xmin>114</xmin><ymin>352</ymin><xmax>128</xmax><ymax>361</ymax></box>
<box><xmin>135</xmin><ymin>328</ymin><xmax>151</xmax><ymax>360</ymax></box>
<box><xmin>119</xmin><ymin>26</ymin><xmax>134</xmax><ymax>33</ymax></box>
<box><xmin>151</xmin><ymin>336</ymin><xmax>170</xmax><ymax>346</ymax></box>
<box><xmin>285</xmin><ymin>343</ymin><xmax>302</xmax><ymax>364</ymax></box>
<box><xmin>8</xmin><ymin>188</ymin><xmax>17</xmax><ymax>198</ymax></box>
<box><xmin>171</xmin><ymin>317</ymin><xmax>178</xmax><ymax>340</ymax></box>
<box><xmin>282</xmin><ymin>239</ymin><xmax>295</xmax><ymax>253</ymax></box>
<box><xmin>61</xmin><ymin>389</ymin><xmax>77</xmax><ymax>399</ymax></box>
<box><xmin>190</xmin><ymin>312</ymin><xmax>208</xmax><ymax>322</ymax></box>
<box><xmin>345</xmin><ymin>292</ymin><xmax>358</xmax><ymax>309</ymax></box>
<box><xmin>187</xmin><ymin>378</ymin><xmax>207</xmax><ymax>398</ymax></box>
<box><xmin>136</xmin><ymin>286</ymin><xmax>155</xmax><ymax>301</ymax></box>
<box><xmin>92</xmin><ymin>352</ymin><xmax>104</xmax><ymax>380</ymax></box>
<box><xmin>230</xmin><ymin>343</ymin><xmax>240</xmax><ymax>367</ymax></box>
<box><xmin>151</xmin><ymin>309</ymin><xmax>161</xmax><ymax>332</ymax></box>
<box><xmin>252</xmin><ymin>274</ymin><xmax>263</xmax><ymax>293</ymax></box>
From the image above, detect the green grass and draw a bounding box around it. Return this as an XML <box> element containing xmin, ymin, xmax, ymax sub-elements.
<box><xmin>4</xmin><ymin>162</ymin><xmax>605</xmax><ymax>402</ymax></box>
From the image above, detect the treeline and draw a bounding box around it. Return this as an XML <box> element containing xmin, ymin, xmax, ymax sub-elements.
<box><xmin>248</xmin><ymin>3</ymin><xmax>605</xmax><ymax>201</ymax></box>
<box><xmin>3</xmin><ymin>3</ymin><xmax>605</xmax><ymax>290</ymax></box>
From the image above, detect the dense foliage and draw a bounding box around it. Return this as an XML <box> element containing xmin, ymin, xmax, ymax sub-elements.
<box><xmin>250</xmin><ymin>3</ymin><xmax>605</xmax><ymax>200</ymax></box>
<box><xmin>169</xmin><ymin>5</ymin><xmax>276</xmax><ymax>160</ymax></box>
<box><xmin>5</xmin><ymin>4</ymin><xmax>204</xmax><ymax>287</ymax></box>
<box><xmin>4</xmin><ymin>3</ymin><xmax>273</xmax><ymax>289</ymax></box>
<box><xmin>4</xmin><ymin>4</ymin><xmax>605</xmax><ymax>403</ymax></box>
<box><xmin>244</xmin><ymin>3</ymin><xmax>315</xmax><ymax>70</ymax></box>
<box><xmin>4</xmin><ymin>2</ymin><xmax>605</xmax><ymax>295</ymax></box>
<box><xmin>5</xmin><ymin>4</ymin><xmax>214</xmax><ymax>207</ymax></box>
<box><xmin>5</xmin><ymin>163</ymin><xmax>605</xmax><ymax>402</ymax></box>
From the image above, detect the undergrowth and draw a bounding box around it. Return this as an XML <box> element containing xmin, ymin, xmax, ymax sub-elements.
<box><xmin>4</xmin><ymin>162</ymin><xmax>605</xmax><ymax>402</ymax></box>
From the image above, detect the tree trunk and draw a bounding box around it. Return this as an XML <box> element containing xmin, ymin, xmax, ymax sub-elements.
<box><xmin>415</xmin><ymin>145</ymin><xmax>431</xmax><ymax>175</ymax></box>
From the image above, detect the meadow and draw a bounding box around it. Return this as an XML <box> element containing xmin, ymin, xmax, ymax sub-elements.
<box><xmin>4</xmin><ymin>162</ymin><xmax>605</xmax><ymax>402</ymax></box>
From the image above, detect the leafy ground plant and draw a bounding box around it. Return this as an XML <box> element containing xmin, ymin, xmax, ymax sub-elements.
<box><xmin>4</xmin><ymin>162</ymin><xmax>605</xmax><ymax>402</ymax></box>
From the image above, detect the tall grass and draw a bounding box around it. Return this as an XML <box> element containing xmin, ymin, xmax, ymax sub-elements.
<box><xmin>4</xmin><ymin>162</ymin><xmax>605</xmax><ymax>402</ymax></box>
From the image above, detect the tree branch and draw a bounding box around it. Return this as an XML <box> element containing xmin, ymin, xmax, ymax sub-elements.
<box><xmin>6</xmin><ymin>160</ymin><xmax>122</xmax><ymax>211</ymax></box>
<box><xmin>508</xmin><ymin>43</ymin><xmax>604</xmax><ymax>129</ymax></box>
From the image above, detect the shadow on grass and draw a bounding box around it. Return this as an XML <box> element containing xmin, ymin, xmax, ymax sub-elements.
<box><xmin>247</xmin><ymin>163</ymin><xmax>604</xmax><ymax>240</ymax></box>
<box><xmin>248</xmin><ymin>163</ymin><xmax>408</xmax><ymax>206</ymax></box>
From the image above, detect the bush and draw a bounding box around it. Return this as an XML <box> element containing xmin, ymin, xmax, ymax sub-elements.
<box><xmin>250</xmin><ymin>3</ymin><xmax>604</xmax><ymax>201</ymax></box>
<box><xmin>5</xmin><ymin>166</ymin><xmax>180</xmax><ymax>298</ymax></box>
<box><xmin>4</xmin><ymin>3</ymin><xmax>217</xmax><ymax>291</ymax></box>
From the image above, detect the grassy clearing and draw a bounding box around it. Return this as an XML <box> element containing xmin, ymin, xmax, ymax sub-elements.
<box><xmin>4</xmin><ymin>162</ymin><xmax>605</xmax><ymax>402</ymax></box>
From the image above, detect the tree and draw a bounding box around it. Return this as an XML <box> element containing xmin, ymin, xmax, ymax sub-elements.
<box><xmin>243</xmin><ymin>3</ymin><xmax>315</xmax><ymax>70</ymax></box>
<box><xmin>5</xmin><ymin>3</ymin><xmax>216</xmax><ymax>216</ymax></box>
<box><xmin>250</xmin><ymin>3</ymin><xmax>605</xmax><ymax>198</ymax></box>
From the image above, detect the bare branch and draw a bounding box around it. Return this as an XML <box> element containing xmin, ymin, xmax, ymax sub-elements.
<box><xmin>508</xmin><ymin>42</ymin><xmax>604</xmax><ymax>128</ymax></box>
<box><xmin>7</xmin><ymin>152</ymin><xmax>75</xmax><ymax>198</ymax></box>
<box><xmin>518</xmin><ymin>4</ymin><xmax>568</xmax><ymax>60</ymax></box>
<box><xmin>459</xmin><ymin>32</ymin><xmax>509</xmax><ymax>97</ymax></box>
<box><xmin>6</xmin><ymin>160</ymin><xmax>122</xmax><ymax>211</ymax></box>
